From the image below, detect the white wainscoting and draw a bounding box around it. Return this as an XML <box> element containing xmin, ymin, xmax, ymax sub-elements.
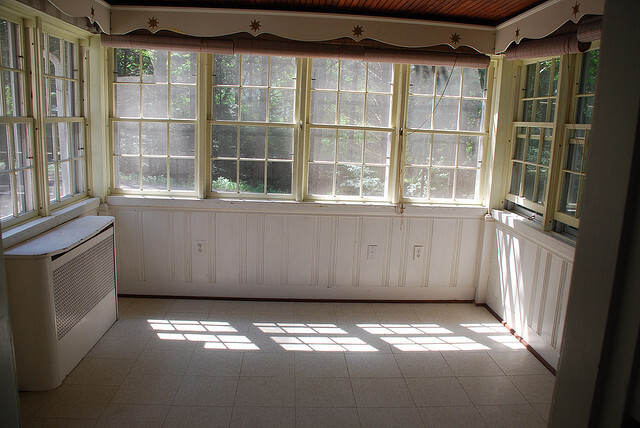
<box><xmin>106</xmin><ymin>197</ymin><xmax>487</xmax><ymax>301</ymax></box>
<box><xmin>486</xmin><ymin>210</ymin><xmax>575</xmax><ymax>369</ymax></box>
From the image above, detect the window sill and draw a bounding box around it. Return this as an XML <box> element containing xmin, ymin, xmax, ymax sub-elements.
<box><xmin>105</xmin><ymin>195</ymin><xmax>488</xmax><ymax>219</ymax></box>
<box><xmin>2</xmin><ymin>198</ymin><xmax>101</xmax><ymax>250</ymax></box>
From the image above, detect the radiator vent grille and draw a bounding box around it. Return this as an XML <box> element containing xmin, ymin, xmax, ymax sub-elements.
<box><xmin>53</xmin><ymin>234</ymin><xmax>115</xmax><ymax>340</ymax></box>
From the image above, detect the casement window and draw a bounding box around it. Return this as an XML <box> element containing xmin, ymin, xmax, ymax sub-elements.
<box><xmin>506</xmin><ymin>50</ymin><xmax>599</xmax><ymax>232</ymax></box>
<box><xmin>110</xmin><ymin>48</ymin><xmax>490</xmax><ymax>205</ymax></box>
<box><xmin>111</xmin><ymin>49</ymin><xmax>197</xmax><ymax>193</ymax></box>
<box><xmin>403</xmin><ymin>65</ymin><xmax>487</xmax><ymax>201</ymax></box>
<box><xmin>0</xmin><ymin>15</ymin><xmax>89</xmax><ymax>230</ymax></box>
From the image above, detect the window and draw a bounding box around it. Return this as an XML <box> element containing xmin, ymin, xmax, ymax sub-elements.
<box><xmin>307</xmin><ymin>59</ymin><xmax>394</xmax><ymax>199</ymax></box>
<box><xmin>42</xmin><ymin>32</ymin><xmax>86</xmax><ymax>205</ymax></box>
<box><xmin>112</xmin><ymin>49</ymin><xmax>197</xmax><ymax>193</ymax></box>
<box><xmin>0</xmin><ymin>18</ymin><xmax>35</xmax><ymax>225</ymax></box>
<box><xmin>403</xmin><ymin>65</ymin><xmax>487</xmax><ymax>201</ymax></box>
<box><xmin>210</xmin><ymin>54</ymin><xmax>296</xmax><ymax>195</ymax></box>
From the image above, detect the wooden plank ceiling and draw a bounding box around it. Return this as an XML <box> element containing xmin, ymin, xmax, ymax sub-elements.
<box><xmin>105</xmin><ymin>0</ymin><xmax>546</xmax><ymax>26</ymax></box>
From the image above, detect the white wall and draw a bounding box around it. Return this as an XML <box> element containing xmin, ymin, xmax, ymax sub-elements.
<box><xmin>486</xmin><ymin>210</ymin><xmax>574</xmax><ymax>369</ymax></box>
<box><xmin>107</xmin><ymin>197</ymin><xmax>487</xmax><ymax>301</ymax></box>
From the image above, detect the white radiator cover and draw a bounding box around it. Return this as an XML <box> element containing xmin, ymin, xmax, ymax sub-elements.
<box><xmin>5</xmin><ymin>216</ymin><xmax>117</xmax><ymax>391</ymax></box>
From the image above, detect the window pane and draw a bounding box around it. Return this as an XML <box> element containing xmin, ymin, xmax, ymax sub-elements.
<box><xmin>540</xmin><ymin>131</ymin><xmax>552</xmax><ymax>166</ymax></box>
<box><xmin>112</xmin><ymin>158</ymin><xmax>129</xmax><ymax>190</ymax></box>
<box><xmin>433</xmin><ymin>98</ymin><xmax>459</xmax><ymax>130</ymax></box>
<box><xmin>114</xmin><ymin>122</ymin><xmax>140</xmax><ymax>155</ymax></box>
<box><xmin>524</xmin><ymin>63</ymin><xmax>536</xmax><ymax>98</ymax></box>
<box><xmin>526</xmin><ymin>135</ymin><xmax>539</xmax><ymax>163</ymax></box>
<box><xmin>170</xmin><ymin>85</ymin><xmax>196</xmax><ymax>119</ymax></box>
<box><xmin>559</xmin><ymin>172</ymin><xmax>581</xmax><ymax>216</ymax></box>
<box><xmin>510</xmin><ymin>162</ymin><xmax>522</xmax><ymax>195</ymax></box>
<box><xmin>239</xmin><ymin>126</ymin><xmax>266</xmax><ymax>159</ymax></box>
<box><xmin>47</xmin><ymin>35</ymin><xmax>63</xmax><ymax>76</ymax></box>
<box><xmin>267</xmin><ymin>161</ymin><xmax>292</xmax><ymax>194</ymax></box>
<box><xmin>0</xmin><ymin>125</ymin><xmax>8</xmax><ymax>171</ymax></box>
<box><xmin>169</xmin><ymin>123</ymin><xmax>195</xmax><ymax>156</ymax></box>
<box><xmin>339</xmin><ymin>60</ymin><xmax>366</xmax><ymax>91</ymax></box>
<box><xmin>270</xmin><ymin>57</ymin><xmax>296</xmax><ymax>88</ymax></box>
<box><xmin>535</xmin><ymin>167</ymin><xmax>547</xmax><ymax>204</ymax></box>
<box><xmin>64</xmin><ymin>41</ymin><xmax>75</xmax><ymax>79</ymax></box>
<box><xmin>56</xmin><ymin>122</ymin><xmax>70</xmax><ymax>161</ymax></box>
<box><xmin>115</xmin><ymin>49</ymin><xmax>141</xmax><ymax>82</ymax></box>
<box><xmin>460</xmin><ymin>99</ymin><xmax>484</xmax><ymax>131</ymax></box>
<box><xmin>537</xmin><ymin>60</ymin><xmax>551</xmax><ymax>97</ymax></box>
<box><xmin>436</xmin><ymin>67</ymin><xmax>461</xmax><ymax>96</ymax></box>
<box><xmin>213</xmin><ymin>87</ymin><xmax>239</xmax><ymax>121</ymax></box>
<box><xmin>462</xmin><ymin>68</ymin><xmax>486</xmax><ymax>97</ymax></box>
<box><xmin>362</xmin><ymin>166</ymin><xmax>385</xmax><ymax>197</ymax></box>
<box><xmin>142</xmin><ymin>84</ymin><xmax>168</xmax><ymax>118</ymax></box>
<box><xmin>534</xmin><ymin>99</ymin><xmax>548</xmax><ymax>122</ymax></box>
<box><xmin>211</xmin><ymin>124</ymin><xmax>237</xmax><ymax>158</ymax></box>
<box><xmin>239</xmin><ymin>160</ymin><xmax>264</xmax><ymax>193</ymax></box>
<box><xmin>403</xmin><ymin>167</ymin><xmax>428</xmax><ymax>198</ymax></box>
<box><xmin>74</xmin><ymin>159</ymin><xmax>85</xmax><ymax>193</ymax></box>
<box><xmin>114</xmin><ymin>84</ymin><xmax>140</xmax><ymax>117</ymax></box>
<box><xmin>141</xmin><ymin>157</ymin><xmax>167</xmax><ymax>190</ymax></box>
<box><xmin>65</xmin><ymin>81</ymin><xmax>78</xmax><ymax>116</ymax></box>
<box><xmin>430</xmin><ymin>168</ymin><xmax>454</xmax><ymax>199</ymax></box>
<box><xmin>565</xmin><ymin>142</ymin><xmax>584</xmax><ymax>172</ymax></box>
<box><xmin>309</xmin><ymin>128</ymin><xmax>336</xmax><ymax>162</ymax></box>
<box><xmin>212</xmin><ymin>159</ymin><xmax>237</xmax><ymax>192</ymax></box>
<box><xmin>456</xmin><ymin>169</ymin><xmax>478</xmax><ymax>200</ymax></box>
<box><xmin>522</xmin><ymin>100</ymin><xmax>533</xmax><ymax>122</ymax></box>
<box><xmin>48</xmin><ymin>163</ymin><xmax>56</xmax><ymax>202</ymax></box>
<box><xmin>58</xmin><ymin>161</ymin><xmax>71</xmax><ymax>199</ymax></box>
<box><xmin>240</xmin><ymin>88</ymin><xmax>268</xmax><ymax>121</ymax></box>
<box><xmin>14</xmin><ymin>124</ymin><xmax>31</xmax><ymax>168</ymax></box>
<box><xmin>431</xmin><ymin>134</ymin><xmax>457</xmax><ymax>166</ymax></box>
<box><xmin>311</xmin><ymin>58</ymin><xmax>338</xmax><ymax>90</ymax></box>
<box><xmin>269</xmin><ymin>88</ymin><xmax>295</xmax><ymax>123</ymax></box>
<box><xmin>142</xmin><ymin>50</ymin><xmax>168</xmax><ymax>83</ymax></box>
<box><xmin>170</xmin><ymin>52</ymin><xmax>196</xmax><ymax>84</ymax></box>
<box><xmin>523</xmin><ymin>165</ymin><xmax>537</xmax><ymax>201</ymax></box>
<box><xmin>365</xmin><ymin>94</ymin><xmax>391</xmax><ymax>127</ymax></box>
<box><xmin>169</xmin><ymin>158</ymin><xmax>194</xmax><ymax>191</ymax></box>
<box><xmin>405</xmin><ymin>132</ymin><xmax>430</xmax><ymax>165</ymax></box>
<box><xmin>214</xmin><ymin>54</ymin><xmax>239</xmax><ymax>85</ymax></box>
<box><xmin>575</xmin><ymin>96</ymin><xmax>594</xmax><ymax>124</ymax></box>
<box><xmin>310</xmin><ymin>91</ymin><xmax>336</xmax><ymax>124</ymax></box>
<box><xmin>3</xmin><ymin>70</ymin><xmax>23</xmax><ymax>116</ymax></box>
<box><xmin>268</xmin><ymin>128</ymin><xmax>293</xmax><ymax>160</ymax></box>
<box><xmin>45</xmin><ymin>122</ymin><xmax>55</xmax><ymax>162</ymax></box>
<box><xmin>141</xmin><ymin>122</ymin><xmax>168</xmax><ymax>156</ymax></box>
<box><xmin>335</xmin><ymin>164</ymin><xmax>361</xmax><ymax>196</ymax></box>
<box><xmin>308</xmin><ymin>164</ymin><xmax>334</xmax><ymax>195</ymax></box>
<box><xmin>338</xmin><ymin>92</ymin><xmax>364</xmax><ymax>125</ymax></box>
<box><xmin>551</xmin><ymin>58</ymin><xmax>560</xmax><ymax>95</ymax></box>
<box><xmin>16</xmin><ymin>169</ymin><xmax>33</xmax><ymax>213</ymax></box>
<box><xmin>0</xmin><ymin>20</ymin><xmax>20</xmax><ymax>69</ymax></box>
<box><xmin>367</xmin><ymin>63</ymin><xmax>393</xmax><ymax>93</ymax></box>
<box><xmin>46</xmin><ymin>78</ymin><xmax>64</xmax><ymax>117</ymax></box>
<box><xmin>579</xmin><ymin>50</ymin><xmax>599</xmax><ymax>94</ymax></box>
<box><xmin>458</xmin><ymin>135</ymin><xmax>482</xmax><ymax>167</ymax></box>
<box><xmin>241</xmin><ymin>55</ymin><xmax>268</xmax><ymax>86</ymax></box>
<box><xmin>337</xmin><ymin>130</ymin><xmax>363</xmax><ymax>163</ymax></box>
<box><xmin>410</xmin><ymin>65</ymin><xmax>435</xmax><ymax>95</ymax></box>
<box><xmin>364</xmin><ymin>131</ymin><xmax>390</xmax><ymax>165</ymax></box>
<box><xmin>407</xmin><ymin>96</ymin><xmax>433</xmax><ymax>129</ymax></box>
<box><xmin>0</xmin><ymin>173</ymin><xmax>11</xmax><ymax>218</ymax></box>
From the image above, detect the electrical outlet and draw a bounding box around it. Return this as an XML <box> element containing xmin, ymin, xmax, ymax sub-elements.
<box><xmin>195</xmin><ymin>240</ymin><xmax>206</xmax><ymax>255</ymax></box>
<box><xmin>367</xmin><ymin>245</ymin><xmax>377</xmax><ymax>260</ymax></box>
<box><xmin>413</xmin><ymin>245</ymin><xmax>424</xmax><ymax>260</ymax></box>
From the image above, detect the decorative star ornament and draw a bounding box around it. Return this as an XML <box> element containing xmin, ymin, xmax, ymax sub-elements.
<box><xmin>250</xmin><ymin>20</ymin><xmax>261</xmax><ymax>32</ymax></box>
<box><xmin>450</xmin><ymin>33</ymin><xmax>461</xmax><ymax>45</ymax></box>
<box><xmin>90</xmin><ymin>6</ymin><xmax>95</xmax><ymax>17</ymax></box>
<box><xmin>515</xmin><ymin>27</ymin><xmax>521</xmax><ymax>41</ymax></box>
<box><xmin>352</xmin><ymin>25</ymin><xmax>364</xmax><ymax>37</ymax></box>
<box><xmin>572</xmin><ymin>1</ymin><xmax>580</xmax><ymax>17</ymax></box>
<box><xmin>148</xmin><ymin>17</ymin><xmax>159</xmax><ymax>29</ymax></box>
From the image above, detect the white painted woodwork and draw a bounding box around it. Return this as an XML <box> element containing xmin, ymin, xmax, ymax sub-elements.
<box><xmin>486</xmin><ymin>209</ymin><xmax>575</xmax><ymax>369</ymax></box>
<box><xmin>106</xmin><ymin>196</ymin><xmax>485</xmax><ymax>300</ymax></box>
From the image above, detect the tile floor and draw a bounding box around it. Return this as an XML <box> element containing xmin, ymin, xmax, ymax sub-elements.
<box><xmin>19</xmin><ymin>298</ymin><xmax>554</xmax><ymax>427</ymax></box>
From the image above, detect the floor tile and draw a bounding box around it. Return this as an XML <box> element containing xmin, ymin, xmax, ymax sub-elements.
<box><xmin>144</xmin><ymin>334</ymin><xmax>198</xmax><ymax>352</ymax></box>
<box><xmin>163</xmin><ymin>312</ymin><xmax>211</xmax><ymax>322</ymax></box>
<box><xmin>33</xmin><ymin>385</ymin><xmax>116</xmax><ymax>419</ymax></box>
<box><xmin>442</xmin><ymin>352</ymin><xmax>505</xmax><ymax>376</ymax></box>
<box><xmin>240</xmin><ymin>352</ymin><xmax>294</xmax><ymax>377</ymax></box>
<box><xmin>103</xmin><ymin>319</ymin><xmax>156</xmax><ymax>339</ymax></box>
<box><xmin>19</xmin><ymin>391</ymin><xmax>49</xmax><ymax>418</ymax></box>
<box><xmin>87</xmin><ymin>336</ymin><xmax>149</xmax><ymax>360</ymax></box>
<box><xmin>458</xmin><ymin>376</ymin><xmax>528</xmax><ymax>405</ymax></box>
<box><xmin>476</xmin><ymin>403</ymin><xmax>546</xmax><ymax>428</ymax></box>
<box><xmin>508</xmin><ymin>374</ymin><xmax>555</xmax><ymax>403</ymax></box>
<box><xmin>294</xmin><ymin>353</ymin><xmax>349</xmax><ymax>378</ymax></box>
<box><xmin>131</xmin><ymin>349</ymin><xmax>192</xmax><ymax>375</ymax></box>
<box><xmin>169</xmin><ymin>299</ymin><xmax>214</xmax><ymax>314</ymax></box>
<box><xmin>406</xmin><ymin>377</ymin><xmax>471</xmax><ymax>406</ymax></box>
<box><xmin>172</xmin><ymin>375</ymin><xmax>238</xmax><ymax>407</ymax></box>
<box><xmin>120</xmin><ymin>298</ymin><xmax>174</xmax><ymax>319</ymax></box>
<box><xmin>394</xmin><ymin>353</ymin><xmax>454</xmax><ymax>378</ymax></box>
<box><xmin>359</xmin><ymin>406</ymin><xmax>424</xmax><ymax>428</ymax></box>
<box><xmin>251</xmin><ymin>301</ymin><xmax>294</xmax><ymax>315</ymax></box>
<box><xmin>295</xmin><ymin>377</ymin><xmax>355</xmax><ymax>408</ymax></box>
<box><xmin>64</xmin><ymin>358</ymin><xmax>135</xmax><ymax>386</ymax></box>
<box><xmin>234</xmin><ymin>376</ymin><xmax>295</xmax><ymax>407</ymax></box>
<box><xmin>488</xmin><ymin>351</ymin><xmax>553</xmax><ymax>375</ymax></box>
<box><xmin>351</xmin><ymin>378</ymin><xmax>414</xmax><ymax>408</ymax></box>
<box><xmin>95</xmin><ymin>403</ymin><xmax>169</xmax><ymax>428</ymax></box>
<box><xmin>111</xmin><ymin>373</ymin><xmax>182</xmax><ymax>405</ymax></box>
<box><xmin>23</xmin><ymin>417</ymin><xmax>97</xmax><ymax>427</ymax></box>
<box><xmin>210</xmin><ymin>300</ymin><xmax>254</xmax><ymax>314</ymax></box>
<box><xmin>293</xmin><ymin>302</ymin><xmax>336</xmax><ymax>315</ymax></box>
<box><xmin>531</xmin><ymin>402</ymin><xmax>551</xmax><ymax>422</ymax></box>
<box><xmin>295</xmin><ymin>407</ymin><xmax>360</xmax><ymax>428</ymax></box>
<box><xmin>230</xmin><ymin>406</ymin><xmax>295</xmax><ymax>428</ymax></box>
<box><xmin>163</xmin><ymin>406</ymin><xmax>232</xmax><ymax>428</ymax></box>
<box><xmin>419</xmin><ymin>405</ymin><xmax>486</xmax><ymax>427</ymax></box>
<box><xmin>346</xmin><ymin>353</ymin><xmax>403</xmax><ymax>378</ymax></box>
<box><xmin>185</xmin><ymin>350</ymin><xmax>244</xmax><ymax>376</ymax></box>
